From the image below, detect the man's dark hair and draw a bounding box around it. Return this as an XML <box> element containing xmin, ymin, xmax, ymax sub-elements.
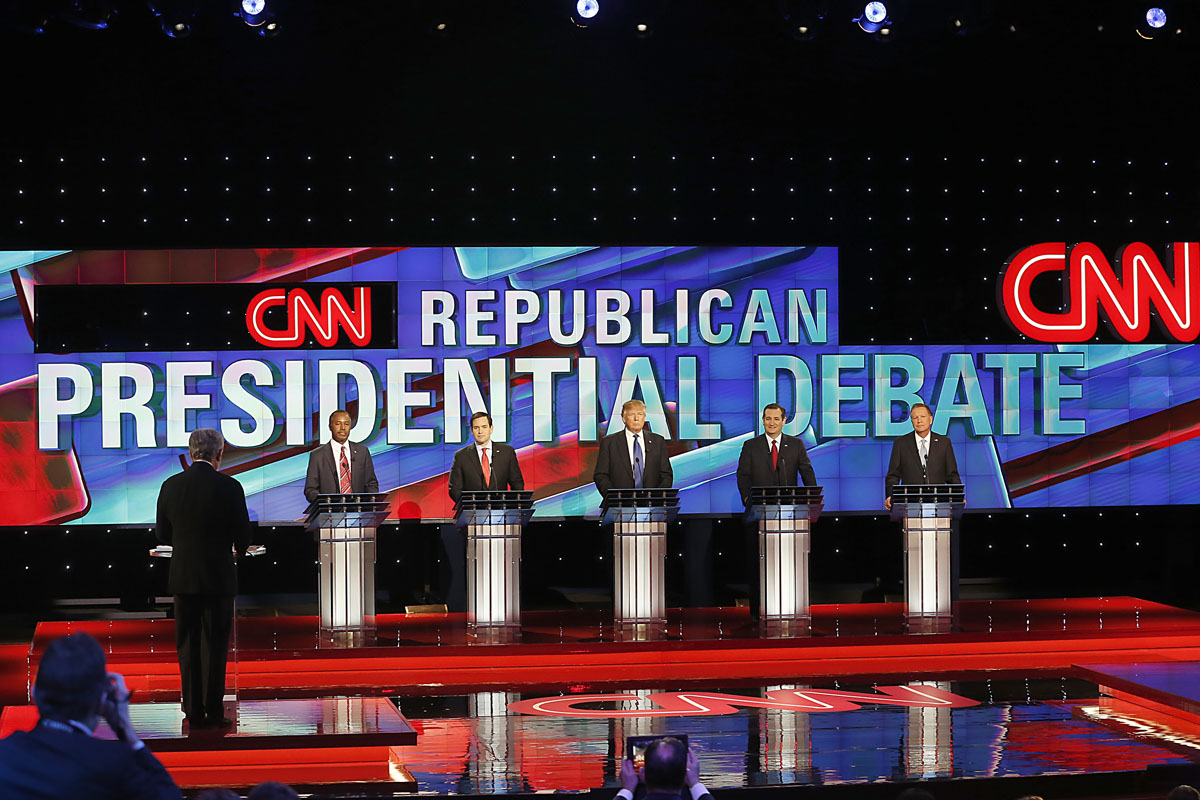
<box><xmin>328</xmin><ymin>409</ymin><xmax>351</xmax><ymax>423</ymax></box>
<box><xmin>909</xmin><ymin>403</ymin><xmax>932</xmax><ymax>417</ymax></box>
<box><xmin>248</xmin><ymin>781</ymin><xmax>299</xmax><ymax>800</ymax></box>
<box><xmin>33</xmin><ymin>632</ymin><xmax>108</xmax><ymax>722</ymax></box>
<box><xmin>470</xmin><ymin>411</ymin><xmax>493</xmax><ymax>427</ymax></box>
<box><xmin>196</xmin><ymin>790</ymin><xmax>242</xmax><ymax>800</ymax></box>
<box><xmin>762</xmin><ymin>403</ymin><xmax>787</xmax><ymax>418</ymax></box>
<box><xmin>1167</xmin><ymin>785</ymin><xmax>1200</xmax><ymax>800</ymax></box>
<box><xmin>643</xmin><ymin>736</ymin><xmax>687</xmax><ymax>792</ymax></box>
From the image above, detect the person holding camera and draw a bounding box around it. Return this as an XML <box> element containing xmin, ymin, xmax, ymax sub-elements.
<box><xmin>616</xmin><ymin>737</ymin><xmax>710</xmax><ymax>800</ymax></box>
<box><xmin>0</xmin><ymin>632</ymin><xmax>180</xmax><ymax>799</ymax></box>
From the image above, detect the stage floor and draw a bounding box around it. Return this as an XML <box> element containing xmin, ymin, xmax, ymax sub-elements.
<box><xmin>8</xmin><ymin>598</ymin><xmax>1200</xmax><ymax>796</ymax></box>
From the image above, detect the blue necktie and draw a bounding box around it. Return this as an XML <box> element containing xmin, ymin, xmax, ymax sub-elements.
<box><xmin>633</xmin><ymin>434</ymin><xmax>644</xmax><ymax>488</ymax></box>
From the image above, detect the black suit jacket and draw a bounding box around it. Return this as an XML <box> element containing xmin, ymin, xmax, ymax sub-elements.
<box><xmin>884</xmin><ymin>432</ymin><xmax>962</xmax><ymax>498</ymax></box>
<box><xmin>735</xmin><ymin>433</ymin><xmax>817</xmax><ymax>506</ymax></box>
<box><xmin>155</xmin><ymin>461</ymin><xmax>252</xmax><ymax>595</ymax></box>
<box><xmin>593</xmin><ymin>429</ymin><xmax>673</xmax><ymax>495</ymax></box>
<box><xmin>0</xmin><ymin>724</ymin><xmax>180</xmax><ymax>800</ymax></box>
<box><xmin>303</xmin><ymin>440</ymin><xmax>380</xmax><ymax>503</ymax></box>
<box><xmin>448</xmin><ymin>442</ymin><xmax>525</xmax><ymax>503</ymax></box>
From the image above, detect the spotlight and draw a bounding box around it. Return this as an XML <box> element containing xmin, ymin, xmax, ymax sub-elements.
<box><xmin>238</xmin><ymin>0</ymin><xmax>266</xmax><ymax>25</ymax></box>
<box><xmin>1137</xmin><ymin>5</ymin><xmax>1174</xmax><ymax>38</ymax></box>
<box><xmin>572</xmin><ymin>0</ymin><xmax>599</xmax><ymax>26</ymax></box>
<box><xmin>778</xmin><ymin>0</ymin><xmax>827</xmax><ymax>41</ymax></box>
<box><xmin>855</xmin><ymin>1</ymin><xmax>890</xmax><ymax>33</ymax></box>
<box><xmin>147</xmin><ymin>0</ymin><xmax>196</xmax><ymax>37</ymax></box>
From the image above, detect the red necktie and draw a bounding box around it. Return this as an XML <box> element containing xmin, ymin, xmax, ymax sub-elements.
<box><xmin>339</xmin><ymin>445</ymin><xmax>351</xmax><ymax>494</ymax></box>
<box><xmin>481</xmin><ymin>448</ymin><xmax>491</xmax><ymax>487</ymax></box>
<box><xmin>771</xmin><ymin>439</ymin><xmax>778</xmax><ymax>470</ymax></box>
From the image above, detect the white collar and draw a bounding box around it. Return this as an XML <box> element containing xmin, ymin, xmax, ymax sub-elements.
<box><xmin>915</xmin><ymin>431</ymin><xmax>932</xmax><ymax>443</ymax></box>
<box><xmin>765</xmin><ymin>433</ymin><xmax>782</xmax><ymax>446</ymax></box>
<box><xmin>476</xmin><ymin>442</ymin><xmax>492</xmax><ymax>452</ymax></box>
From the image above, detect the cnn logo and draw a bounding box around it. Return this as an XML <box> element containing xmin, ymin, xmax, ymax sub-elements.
<box><xmin>246</xmin><ymin>286</ymin><xmax>372</xmax><ymax>348</ymax></box>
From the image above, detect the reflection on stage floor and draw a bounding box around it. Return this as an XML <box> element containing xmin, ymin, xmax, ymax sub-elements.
<box><xmin>394</xmin><ymin>676</ymin><xmax>1192</xmax><ymax>793</ymax></box>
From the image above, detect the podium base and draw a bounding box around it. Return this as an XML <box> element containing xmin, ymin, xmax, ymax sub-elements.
<box><xmin>319</xmin><ymin>628</ymin><xmax>378</xmax><ymax>648</ymax></box>
<box><xmin>905</xmin><ymin>615</ymin><xmax>955</xmax><ymax>635</ymax></box>
<box><xmin>467</xmin><ymin>625</ymin><xmax>522</xmax><ymax>645</ymax></box>
<box><xmin>614</xmin><ymin>621</ymin><xmax>667</xmax><ymax>643</ymax></box>
<box><xmin>760</xmin><ymin>617</ymin><xmax>812</xmax><ymax>639</ymax></box>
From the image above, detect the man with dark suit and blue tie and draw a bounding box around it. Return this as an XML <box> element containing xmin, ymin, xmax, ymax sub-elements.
<box><xmin>736</xmin><ymin>403</ymin><xmax>817</xmax><ymax>506</ymax></box>
<box><xmin>448</xmin><ymin>411</ymin><xmax>526</xmax><ymax>503</ymax></box>
<box><xmin>884</xmin><ymin>403</ymin><xmax>962</xmax><ymax>510</ymax></box>
<box><xmin>303</xmin><ymin>409</ymin><xmax>380</xmax><ymax>503</ymax></box>
<box><xmin>593</xmin><ymin>399</ymin><xmax>673</xmax><ymax>494</ymax></box>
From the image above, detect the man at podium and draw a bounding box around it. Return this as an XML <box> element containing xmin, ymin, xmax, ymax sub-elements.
<box><xmin>735</xmin><ymin>403</ymin><xmax>817</xmax><ymax>506</ymax></box>
<box><xmin>593</xmin><ymin>399</ymin><xmax>673</xmax><ymax>493</ymax></box>
<box><xmin>884</xmin><ymin>403</ymin><xmax>961</xmax><ymax>510</ymax></box>
<box><xmin>448</xmin><ymin>411</ymin><xmax>526</xmax><ymax>502</ymax></box>
<box><xmin>304</xmin><ymin>409</ymin><xmax>379</xmax><ymax>503</ymax></box>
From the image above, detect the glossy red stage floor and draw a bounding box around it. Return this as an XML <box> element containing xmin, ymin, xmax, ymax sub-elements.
<box><xmin>7</xmin><ymin>598</ymin><xmax>1200</xmax><ymax>796</ymax></box>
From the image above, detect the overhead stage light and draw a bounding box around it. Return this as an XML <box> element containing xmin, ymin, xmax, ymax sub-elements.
<box><xmin>147</xmin><ymin>0</ymin><xmax>196</xmax><ymax>38</ymax></box>
<box><xmin>1137</xmin><ymin>5</ymin><xmax>1175</xmax><ymax>38</ymax></box>
<box><xmin>855</xmin><ymin>1</ymin><xmax>890</xmax><ymax>33</ymax></box>
<box><xmin>239</xmin><ymin>0</ymin><xmax>266</xmax><ymax>25</ymax></box>
<box><xmin>572</xmin><ymin>0</ymin><xmax>599</xmax><ymax>26</ymax></box>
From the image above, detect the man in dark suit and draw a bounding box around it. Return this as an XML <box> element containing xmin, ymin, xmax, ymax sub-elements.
<box><xmin>615</xmin><ymin>737</ymin><xmax>711</xmax><ymax>800</ymax></box>
<box><xmin>448</xmin><ymin>411</ymin><xmax>525</xmax><ymax>503</ymax></box>
<box><xmin>736</xmin><ymin>403</ymin><xmax>817</xmax><ymax>505</ymax></box>
<box><xmin>884</xmin><ymin>402</ymin><xmax>962</xmax><ymax>510</ymax></box>
<box><xmin>156</xmin><ymin>428</ymin><xmax>252</xmax><ymax>729</ymax></box>
<box><xmin>0</xmin><ymin>632</ymin><xmax>180</xmax><ymax>799</ymax></box>
<box><xmin>303</xmin><ymin>409</ymin><xmax>380</xmax><ymax>502</ymax></box>
<box><xmin>593</xmin><ymin>399</ymin><xmax>673</xmax><ymax>495</ymax></box>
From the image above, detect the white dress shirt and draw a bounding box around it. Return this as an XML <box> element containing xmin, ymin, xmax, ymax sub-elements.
<box><xmin>476</xmin><ymin>442</ymin><xmax>493</xmax><ymax>475</ymax></box>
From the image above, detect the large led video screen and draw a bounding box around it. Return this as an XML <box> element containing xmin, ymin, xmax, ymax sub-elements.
<box><xmin>6</xmin><ymin>245</ymin><xmax>1198</xmax><ymax>525</ymax></box>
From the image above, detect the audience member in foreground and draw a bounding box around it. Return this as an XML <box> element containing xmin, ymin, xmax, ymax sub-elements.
<box><xmin>248</xmin><ymin>781</ymin><xmax>300</xmax><ymax>800</ymax></box>
<box><xmin>616</xmin><ymin>736</ymin><xmax>710</xmax><ymax>800</ymax></box>
<box><xmin>0</xmin><ymin>632</ymin><xmax>180</xmax><ymax>800</ymax></box>
<box><xmin>895</xmin><ymin>788</ymin><xmax>936</xmax><ymax>800</ymax></box>
<box><xmin>1168</xmin><ymin>785</ymin><xmax>1200</xmax><ymax>800</ymax></box>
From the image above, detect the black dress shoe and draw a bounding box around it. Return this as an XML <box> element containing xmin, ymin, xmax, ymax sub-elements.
<box><xmin>203</xmin><ymin>716</ymin><xmax>234</xmax><ymax>728</ymax></box>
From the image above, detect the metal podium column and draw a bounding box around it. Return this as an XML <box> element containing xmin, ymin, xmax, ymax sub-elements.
<box><xmin>318</xmin><ymin>522</ymin><xmax>376</xmax><ymax>633</ymax></box>
<box><xmin>601</xmin><ymin>489</ymin><xmax>679</xmax><ymax>640</ymax></box>
<box><xmin>758</xmin><ymin>508</ymin><xmax>811</xmax><ymax>621</ymax></box>
<box><xmin>306</xmin><ymin>494</ymin><xmax>390</xmax><ymax>646</ymax></box>
<box><xmin>613</xmin><ymin>509</ymin><xmax>668</xmax><ymax>625</ymax></box>
<box><xmin>890</xmin><ymin>485</ymin><xmax>964</xmax><ymax>630</ymax></box>
<box><xmin>901</xmin><ymin>511</ymin><xmax>952</xmax><ymax>618</ymax></box>
<box><xmin>454</xmin><ymin>491</ymin><xmax>534</xmax><ymax>639</ymax></box>
<box><xmin>748</xmin><ymin>486</ymin><xmax>823</xmax><ymax>636</ymax></box>
<box><xmin>466</xmin><ymin>517</ymin><xmax>521</xmax><ymax>627</ymax></box>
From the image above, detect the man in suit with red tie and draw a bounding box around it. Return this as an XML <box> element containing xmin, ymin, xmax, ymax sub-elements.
<box><xmin>884</xmin><ymin>403</ymin><xmax>961</xmax><ymax>510</ymax></box>
<box><xmin>593</xmin><ymin>399</ymin><xmax>673</xmax><ymax>494</ymax></box>
<box><xmin>448</xmin><ymin>411</ymin><xmax>526</xmax><ymax>503</ymax></box>
<box><xmin>304</xmin><ymin>409</ymin><xmax>380</xmax><ymax>503</ymax></box>
<box><xmin>735</xmin><ymin>403</ymin><xmax>817</xmax><ymax>506</ymax></box>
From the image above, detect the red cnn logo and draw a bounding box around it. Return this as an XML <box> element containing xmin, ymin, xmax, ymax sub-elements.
<box><xmin>1001</xmin><ymin>242</ymin><xmax>1199</xmax><ymax>343</ymax></box>
<box><xmin>246</xmin><ymin>287</ymin><xmax>373</xmax><ymax>348</ymax></box>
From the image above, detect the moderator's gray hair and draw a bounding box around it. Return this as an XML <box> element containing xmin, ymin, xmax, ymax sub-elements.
<box><xmin>189</xmin><ymin>428</ymin><xmax>225</xmax><ymax>462</ymax></box>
